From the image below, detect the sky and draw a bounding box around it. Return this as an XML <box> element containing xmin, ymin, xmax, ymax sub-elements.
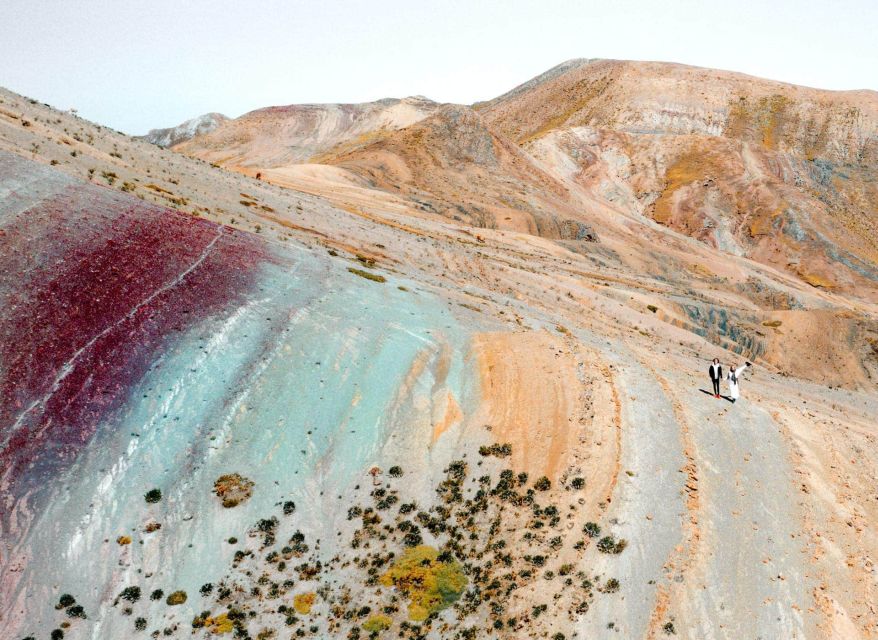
<box><xmin>1</xmin><ymin>0</ymin><xmax>876</xmax><ymax>135</ymax></box>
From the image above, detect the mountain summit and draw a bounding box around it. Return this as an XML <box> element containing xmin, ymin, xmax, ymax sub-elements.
<box><xmin>138</xmin><ymin>112</ymin><xmax>229</xmax><ymax>148</ymax></box>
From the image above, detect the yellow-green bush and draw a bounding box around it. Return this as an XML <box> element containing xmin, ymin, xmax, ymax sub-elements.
<box><xmin>293</xmin><ymin>592</ymin><xmax>315</xmax><ymax>615</ymax></box>
<box><xmin>362</xmin><ymin>614</ymin><xmax>392</xmax><ymax>632</ymax></box>
<box><xmin>379</xmin><ymin>545</ymin><xmax>466</xmax><ymax>621</ymax></box>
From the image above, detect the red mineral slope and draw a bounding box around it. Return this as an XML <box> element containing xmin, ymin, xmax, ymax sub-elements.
<box><xmin>0</xmin><ymin>152</ymin><xmax>277</xmax><ymax>504</ymax></box>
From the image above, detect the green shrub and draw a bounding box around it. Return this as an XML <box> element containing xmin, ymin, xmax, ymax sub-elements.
<box><xmin>348</xmin><ymin>267</ymin><xmax>386</xmax><ymax>283</ymax></box>
<box><xmin>66</xmin><ymin>605</ymin><xmax>86</xmax><ymax>618</ymax></box>
<box><xmin>478</xmin><ymin>443</ymin><xmax>512</xmax><ymax>458</ymax></box>
<box><xmin>596</xmin><ymin>535</ymin><xmax>628</xmax><ymax>554</ymax></box>
<box><xmin>57</xmin><ymin>594</ymin><xmax>75</xmax><ymax>609</ymax></box>
<box><xmin>362</xmin><ymin>614</ymin><xmax>391</xmax><ymax>632</ymax></box>
<box><xmin>119</xmin><ymin>586</ymin><xmax>141</xmax><ymax>602</ymax></box>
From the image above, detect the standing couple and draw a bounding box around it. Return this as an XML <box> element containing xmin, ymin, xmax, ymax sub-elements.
<box><xmin>708</xmin><ymin>359</ymin><xmax>751</xmax><ymax>402</ymax></box>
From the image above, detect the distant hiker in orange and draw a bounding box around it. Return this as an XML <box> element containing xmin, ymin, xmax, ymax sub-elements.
<box><xmin>708</xmin><ymin>358</ymin><xmax>723</xmax><ymax>398</ymax></box>
<box><xmin>727</xmin><ymin>362</ymin><xmax>751</xmax><ymax>403</ymax></box>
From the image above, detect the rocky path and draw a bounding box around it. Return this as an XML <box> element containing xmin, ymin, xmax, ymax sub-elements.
<box><xmin>671</xmin><ymin>366</ymin><xmax>813</xmax><ymax>639</ymax></box>
<box><xmin>576</xmin><ymin>342</ymin><xmax>689</xmax><ymax>637</ymax></box>
<box><xmin>578</xmin><ymin>345</ymin><xmax>817</xmax><ymax>639</ymax></box>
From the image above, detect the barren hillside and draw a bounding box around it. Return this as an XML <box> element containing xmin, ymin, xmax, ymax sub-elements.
<box><xmin>1</xmin><ymin>59</ymin><xmax>877</xmax><ymax>640</ymax></box>
<box><xmin>174</xmin><ymin>96</ymin><xmax>440</xmax><ymax>168</ymax></box>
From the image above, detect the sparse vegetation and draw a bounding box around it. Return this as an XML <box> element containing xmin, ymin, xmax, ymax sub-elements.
<box><xmin>478</xmin><ymin>443</ymin><xmax>512</xmax><ymax>458</ymax></box>
<box><xmin>380</xmin><ymin>545</ymin><xmax>467</xmax><ymax>621</ymax></box>
<box><xmin>362</xmin><ymin>614</ymin><xmax>392</xmax><ymax>632</ymax></box>
<box><xmin>213</xmin><ymin>473</ymin><xmax>254</xmax><ymax>508</ymax></box>
<box><xmin>293</xmin><ymin>592</ymin><xmax>316</xmax><ymax>615</ymax></box>
<box><xmin>596</xmin><ymin>535</ymin><xmax>628</xmax><ymax>554</ymax></box>
<box><xmin>118</xmin><ymin>586</ymin><xmax>141</xmax><ymax>603</ymax></box>
<box><xmin>348</xmin><ymin>267</ymin><xmax>386</xmax><ymax>283</ymax></box>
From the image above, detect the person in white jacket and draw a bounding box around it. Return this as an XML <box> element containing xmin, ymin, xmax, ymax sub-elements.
<box><xmin>727</xmin><ymin>362</ymin><xmax>751</xmax><ymax>402</ymax></box>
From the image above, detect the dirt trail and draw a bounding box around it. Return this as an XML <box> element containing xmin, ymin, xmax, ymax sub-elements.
<box><xmin>574</xmin><ymin>341</ymin><xmax>820</xmax><ymax>638</ymax></box>
<box><xmin>576</xmin><ymin>341</ymin><xmax>689</xmax><ymax>637</ymax></box>
<box><xmin>658</xmin><ymin>362</ymin><xmax>815</xmax><ymax>639</ymax></box>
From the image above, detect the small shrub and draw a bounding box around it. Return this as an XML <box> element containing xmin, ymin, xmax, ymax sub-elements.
<box><xmin>362</xmin><ymin>614</ymin><xmax>392</xmax><ymax>632</ymax></box>
<box><xmin>119</xmin><ymin>586</ymin><xmax>141</xmax><ymax>602</ymax></box>
<box><xmin>149</xmin><ymin>589</ymin><xmax>163</xmax><ymax>601</ymax></box>
<box><xmin>283</xmin><ymin>500</ymin><xmax>296</xmax><ymax>515</ymax></box>
<box><xmin>57</xmin><ymin>594</ymin><xmax>76</xmax><ymax>609</ymax></box>
<box><xmin>66</xmin><ymin>605</ymin><xmax>87</xmax><ymax>619</ymax></box>
<box><xmin>144</xmin><ymin>488</ymin><xmax>162</xmax><ymax>503</ymax></box>
<box><xmin>213</xmin><ymin>473</ymin><xmax>254</xmax><ymax>508</ymax></box>
<box><xmin>477</xmin><ymin>443</ymin><xmax>512</xmax><ymax>458</ymax></box>
<box><xmin>166</xmin><ymin>590</ymin><xmax>187</xmax><ymax>606</ymax></box>
<box><xmin>583</xmin><ymin>522</ymin><xmax>601</xmax><ymax>538</ymax></box>
<box><xmin>388</xmin><ymin>466</ymin><xmax>403</xmax><ymax>478</ymax></box>
<box><xmin>663</xmin><ymin>621</ymin><xmax>676</xmax><ymax>635</ymax></box>
<box><xmin>293</xmin><ymin>592</ymin><xmax>316</xmax><ymax>615</ymax></box>
<box><xmin>134</xmin><ymin>617</ymin><xmax>147</xmax><ymax>631</ymax></box>
<box><xmin>647</xmin><ymin>304</ymin><xmax>658</xmax><ymax>313</ymax></box>
<box><xmin>379</xmin><ymin>545</ymin><xmax>466</xmax><ymax>621</ymax></box>
<box><xmin>533</xmin><ymin>476</ymin><xmax>551</xmax><ymax>491</ymax></box>
<box><xmin>596</xmin><ymin>535</ymin><xmax>627</xmax><ymax>554</ymax></box>
<box><xmin>602</xmin><ymin>578</ymin><xmax>620</xmax><ymax>593</ymax></box>
<box><xmin>348</xmin><ymin>267</ymin><xmax>386</xmax><ymax>283</ymax></box>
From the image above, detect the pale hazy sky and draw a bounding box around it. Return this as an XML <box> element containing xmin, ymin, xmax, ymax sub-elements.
<box><xmin>1</xmin><ymin>0</ymin><xmax>875</xmax><ymax>135</ymax></box>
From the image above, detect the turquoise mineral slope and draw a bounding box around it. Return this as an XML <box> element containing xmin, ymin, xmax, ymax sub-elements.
<box><xmin>0</xmin><ymin>152</ymin><xmax>480</xmax><ymax>637</ymax></box>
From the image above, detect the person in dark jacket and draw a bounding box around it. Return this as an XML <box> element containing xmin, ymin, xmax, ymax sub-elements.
<box><xmin>708</xmin><ymin>358</ymin><xmax>723</xmax><ymax>398</ymax></box>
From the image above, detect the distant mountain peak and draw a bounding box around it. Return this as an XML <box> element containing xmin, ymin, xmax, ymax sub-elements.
<box><xmin>138</xmin><ymin>112</ymin><xmax>229</xmax><ymax>148</ymax></box>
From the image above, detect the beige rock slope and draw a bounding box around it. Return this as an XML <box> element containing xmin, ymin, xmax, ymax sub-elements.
<box><xmin>1</xmin><ymin>57</ymin><xmax>877</xmax><ymax>639</ymax></box>
<box><xmin>176</xmin><ymin>60</ymin><xmax>878</xmax><ymax>390</ymax></box>
<box><xmin>481</xmin><ymin>59</ymin><xmax>878</xmax><ymax>294</ymax></box>
<box><xmin>174</xmin><ymin>95</ymin><xmax>440</xmax><ymax>168</ymax></box>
